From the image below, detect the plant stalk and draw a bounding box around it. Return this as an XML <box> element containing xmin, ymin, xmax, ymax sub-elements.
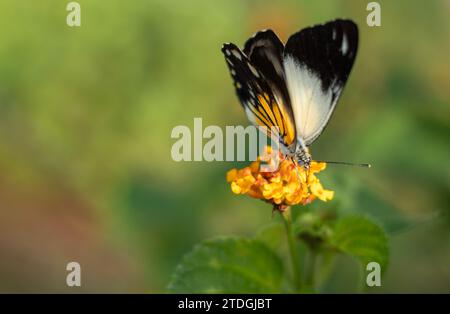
<box><xmin>281</xmin><ymin>207</ymin><xmax>302</xmax><ymax>292</ymax></box>
<box><xmin>305</xmin><ymin>250</ymin><xmax>317</xmax><ymax>287</ymax></box>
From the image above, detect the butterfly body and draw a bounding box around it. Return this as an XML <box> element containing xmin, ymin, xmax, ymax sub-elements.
<box><xmin>294</xmin><ymin>144</ymin><xmax>312</xmax><ymax>170</ymax></box>
<box><xmin>222</xmin><ymin>19</ymin><xmax>359</xmax><ymax>170</ymax></box>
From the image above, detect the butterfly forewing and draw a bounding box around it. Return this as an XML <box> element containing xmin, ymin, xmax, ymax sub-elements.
<box><xmin>243</xmin><ymin>30</ymin><xmax>291</xmax><ymax>112</ymax></box>
<box><xmin>222</xmin><ymin>42</ymin><xmax>296</xmax><ymax>148</ymax></box>
<box><xmin>283</xmin><ymin>19</ymin><xmax>358</xmax><ymax>145</ymax></box>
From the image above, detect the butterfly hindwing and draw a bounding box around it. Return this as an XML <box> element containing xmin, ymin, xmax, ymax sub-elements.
<box><xmin>222</xmin><ymin>42</ymin><xmax>296</xmax><ymax>148</ymax></box>
<box><xmin>283</xmin><ymin>19</ymin><xmax>358</xmax><ymax>145</ymax></box>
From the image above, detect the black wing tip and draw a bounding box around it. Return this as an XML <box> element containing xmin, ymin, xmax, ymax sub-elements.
<box><xmin>296</xmin><ymin>19</ymin><xmax>358</xmax><ymax>34</ymax></box>
<box><xmin>221</xmin><ymin>42</ymin><xmax>242</xmax><ymax>50</ymax></box>
<box><xmin>334</xmin><ymin>19</ymin><xmax>359</xmax><ymax>34</ymax></box>
<box><xmin>249</xmin><ymin>28</ymin><xmax>276</xmax><ymax>38</ymax></box>
<box><xmin>328</xmin><ymin>19</ymin><xmax>359</xmax><ymax>39</ymax></box>
<box><xmin>243</xmin><ymin>28</ymin><xmax>285</xmax><ymax>58</ymax></box>
<box><xmin>223</xmin><ymin>29</ymin><xmax>280</xmax><ymax>56</ymax></box>
<box><xmin>322</xmin><ymin>18</ymin><xmax>358</xmax><ymax>29</ymax></box>
<box><xmin>221</xmin><ymin>42</ymin><xmax>233</xmax><ymax>51</ymax></box>
<box><xmin>221</xmin><ymin>42</ymin><xmax>240</xmax><ymax>57</ymax></box>
<box><xmin>331</xmin><ymin>18</ymin><xmax>357</xmax><ymax>24</ymax></box>
<box><xmin>283</xmin><ymin>19</ymin><xmax>358</xmax><ymax>55</ymax></box>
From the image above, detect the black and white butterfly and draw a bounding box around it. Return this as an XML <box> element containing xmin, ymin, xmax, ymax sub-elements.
<box><xmin>222</xmin><ymin>19</ymin><xmax>361</xmax><ymax>170</ymax></box>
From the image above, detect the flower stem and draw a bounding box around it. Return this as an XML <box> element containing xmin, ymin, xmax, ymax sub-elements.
<box><xmin>281</xmin><ymin>207</ymin><xmax>301</xmax><ymax>292</ymax></box>
<box><xmin>305</xmin><ymin>250</ymin><xmax>317</xmax><ymax>287</ymax></box>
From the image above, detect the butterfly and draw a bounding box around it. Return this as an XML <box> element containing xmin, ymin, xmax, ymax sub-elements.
<box><xmin>222</xmin><ymin>19</ymin><xmax>365</xmax><ymax>170</ymax></box>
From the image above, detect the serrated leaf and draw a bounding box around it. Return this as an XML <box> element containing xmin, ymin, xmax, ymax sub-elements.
<box><xmin>168</xmin><ymin>237</ymin><xmax>284</xmax><ymax>293</ymax></box>
<box><xmin>330</xmin><ymin>215</ymin><xmax>389</xmax><ymax>272</ymax></box>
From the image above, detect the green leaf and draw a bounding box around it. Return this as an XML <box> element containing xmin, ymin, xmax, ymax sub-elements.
<box><xmin>330</xmin><ymin>215</ymin><xmax>389</xmax><ymax>272</ymax></box>
<box><xmin>168</xmin><ymin>236</ymin><xmax>284</xmax><ymax>293</ymax></box>
<box><xmin>255</xmin><ymin>222</ymin><xmax>285</xmax><ymax>253</ymax></box>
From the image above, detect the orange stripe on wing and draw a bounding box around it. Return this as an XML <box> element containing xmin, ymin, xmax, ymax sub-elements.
<box><xmin>257</xmin><ymin>94</ymin><xmax>277</xmax><ymax>126</ymax></box>
<box><xmin>272</xmin><ymin>104</ymin><xmax>285</xmax><ymax>136</ymax></box>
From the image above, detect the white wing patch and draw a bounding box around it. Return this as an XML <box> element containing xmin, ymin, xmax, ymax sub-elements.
<box><xmin>283</xmin><ymin>56</ymin><xmax>334</xmax><ymax>144</ymax></box>
<box><xmin>341</xmin><ymin>33</ymin><xmax>348</xmax><ymax>55</ymax></box>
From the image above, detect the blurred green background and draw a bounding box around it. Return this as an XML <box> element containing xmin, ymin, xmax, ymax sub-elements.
<box><xmin>0</xmin><ymin>0</ymin><xmax>449</xmax><ymax>292</ymax></box>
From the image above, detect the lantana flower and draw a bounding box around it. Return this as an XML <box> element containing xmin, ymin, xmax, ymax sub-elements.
<box><xmin>226</xmin><ymin>147</ymin><xmax>333</xmax><ymax>211</ymax></box>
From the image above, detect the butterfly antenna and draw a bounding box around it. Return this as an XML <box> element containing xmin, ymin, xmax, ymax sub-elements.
<box><xmin>317</xmin><ymin>161</ymin><xmax>372</xmax><ymax>168</ymax></box>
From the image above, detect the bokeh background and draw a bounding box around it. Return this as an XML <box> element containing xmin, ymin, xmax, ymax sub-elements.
<box><xmin>0</xmin><ymin>0</ymin><xmax>449</xmax><ymax>292</ymax></box>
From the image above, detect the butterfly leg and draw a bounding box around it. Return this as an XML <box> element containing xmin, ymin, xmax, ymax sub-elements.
<box><xmin>290</xmin><ymin>156</ymin><xmax>302</xmax><ymax>184</ymax></box>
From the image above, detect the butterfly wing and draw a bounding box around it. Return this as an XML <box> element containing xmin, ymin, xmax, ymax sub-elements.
<box><xmin>243</xmin><ymin>30</ymin><xmax>291</xmax><ymax>115</ymax></box>
<box><xmin>222</xmin><ymin>41</ymin><xmax>296</xmax><ymax>149</ymax></box>
<box><xmin>283</xmin><ymin>19</ymin><xmax>358</xmax><ymax>146</ymax></box>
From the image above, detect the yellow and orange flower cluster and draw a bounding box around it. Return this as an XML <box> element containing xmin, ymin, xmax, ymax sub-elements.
<box><xmin>226</xmin><ymin>148</ymin><xmax>333</xmax><ymax>209</ymax></box>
